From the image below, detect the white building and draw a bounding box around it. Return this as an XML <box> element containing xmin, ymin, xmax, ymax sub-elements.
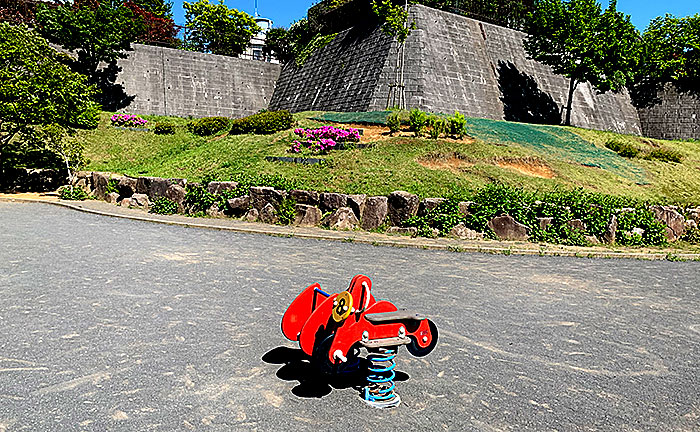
<box><xmin>242</xmin><ymin>14</ymin><xmax>278</xmax><ymax>63</ymax></box>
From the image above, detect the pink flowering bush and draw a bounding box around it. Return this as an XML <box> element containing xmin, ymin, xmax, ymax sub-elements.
<box><xmin>289</xmin><ymin>126</ymin><xmax>360</xmax><ymax>154</ymax></box>
<box><xmin>111</xmin><ymin>113</ymin><xmax>148</xmax><ymax>128</ymax></box>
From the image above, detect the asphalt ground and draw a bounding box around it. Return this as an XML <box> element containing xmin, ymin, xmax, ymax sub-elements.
<box><xmin>1</xmin><ymin>202</ymin><xmax>699</xmax><ymax>431</ymax></box>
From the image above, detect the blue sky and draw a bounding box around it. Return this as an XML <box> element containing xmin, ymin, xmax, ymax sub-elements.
<box><xmin>172</xmin><ymin>1</ymin><xmax>698</xmax><ymax>31</ymax></box>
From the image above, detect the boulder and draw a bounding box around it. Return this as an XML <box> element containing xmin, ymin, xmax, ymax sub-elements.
<box><xmin>130</xmin><ymin>193</ymin><xmax>151</xmax><ymax>211</ymax></box>
<box><xmin>602</xmin><ymin>215</ymin><xmax>618</xmax><ymax>244</ymax></box>
<box><xmin>537</xmin><ymin>217</ymin><xmax>553</xmax><ymax>230</ymax></box>
<box><xmin>387</xmin><ymin>191</ymin><xmax>420</xmax><ymax>226</ymax></box>
<box><xmin>567</xmin><ymin>219</ymin><xmax>586</xmax><ymax>231</ymax></box>
<box><xmin>165</xmin><ymin>184</ymin><xmax>186</xmax><ymax>213</ymax></box>
<box><xmin>117</xmin><ymin>177</ymin><xmax>137</xmax><ymax>198</ymax></box>
<box><xmin>244</xmin><ymin>208</ymin><xmax>259</xmax><ymax>222</ymax></box>
<box><xmin>120</xmin><ymin>198</ymin><xmax>132</xmax><ymax>208</ymax></box>
<box><xmin>105</xmin><ymin>192</ymin><xmax>120</xmax><ymax>205</ymax></box>
<box><xmin>206</xmin><ymin>204</ymin><xmax>226</xmax><ymax>218</ymax></box>
<box><xmin>487</xmin><ymin>214</ymin><xmax>530</xmax><ymax>241</ymax></box>
<box><xmin>449</xmin><ymin>223</ymin><xmax>484</xmax><ymax>240</ymax></box>
<box><xmin>207</xmin><ymin>181</ymin><xmax>239</xmax><ymax>196</ymax></box>
<box><xmin>320</xmin><ymin>193</ymin><xmax>348</xmax><ymax>212</ymax></box>
<box><xmin>650</xmin><ymin>205</ymin><xmax>686</xmax><ymax>241</ymax></box>
<box><xmin>688</xmin><ymin>208</ymin><xmax>700</xmax><ymax>224</ymax></box>
<box><xmin>290</xmin><ymin>190</ymin><xmax>320</xmax><ymax>206</ymax></box>
<box><xmin>250</xmin><ymin>187</ymin><xmax>287</xmax><ymax>211</ymax></box>
<box><xmin>325</xmin><ymin>207</ymin><xmax>359</xmax><ymax>231</ymax></box>
<box><xmin>226</xmin><ymin>196</ymin><xmax>250</xmax><ymax>215</ymax></box>
<box><xmin>585</xmin><ymin>235</ymin><xmax>601</xmax><ymax>245</ymax></box>
<box><xmin>73</xmin><ymin>171</ymin><xmax>93</xmax><ymax>194</ymax></box>
<box><xmin>137</xmin><ymin>177</ymin><xmax>187</xmax><ymax>200</ymax></box>
<box><xmin>686</xmin><ymin>219</ymin><xmax>698</xmax><ymax>230</ymax></box>
<box><xmin>361</xmin><ymin>196</ymin><xmax>388</xmax><ymax>230</ymax></box>
<box><xmin>91</xmin><ymin>172</ymin><xmax>110</xmax><ymax>200</ymax></box>
<box><xmin>387</xmin><ymin>227</ymin><xmax>418</xmax><ymax>236</ymax></box>
<box><xmin>458</xmin><ymin>201</ymin><xmax>474</xmax><ymax>217</ymax></box>
<box><xmin>418</xmin><ymin>198</ymin><xmax>447</xmax><ymax>217</ymax></box>
<box><xmin>294</xmin><ymin>204</ymin><xmax>322</xmax><ymax>226</ymax></box>
<box><xmin>259</xmin><ymin>203</ymin><xmax>279</xmax><ymax>224</ymax></box>
<box><xmin>347</xmin><ymin>194</ymin><xmax>367</xmax><ymax>220</ymax></box>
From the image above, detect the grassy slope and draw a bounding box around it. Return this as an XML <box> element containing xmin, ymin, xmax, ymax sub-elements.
<box><xmin>82</xmin><ymin>112</ymin><xmax>700</xmax><ymax>205</ymax></box>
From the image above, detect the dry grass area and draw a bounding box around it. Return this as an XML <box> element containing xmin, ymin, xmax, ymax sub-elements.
<box><xmin>493</xmin><ymin>157</ymin><xmax>555</xmax><ymax>179</ymax></box>
<box><xmin>417</xmin><ymin>153</ymin><xmax>555</xmax><ymax>179</ymax></box>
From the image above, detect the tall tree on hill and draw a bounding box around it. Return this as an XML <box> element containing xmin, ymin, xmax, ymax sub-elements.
<box><xmin>183</xmin><ymin>0</ymin><xmax>260</xmax><ymax>57</ymax></box>
<box><xmin>523</xmin><ymin>0</ymin><xmax>640</xmax><ymax>126</ymax></box>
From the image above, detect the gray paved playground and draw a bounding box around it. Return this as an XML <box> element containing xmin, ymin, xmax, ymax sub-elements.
<box><xmin>1</xmin><ymin>202</ymin><xmax>698</xmax><ymax>431</ymax></box>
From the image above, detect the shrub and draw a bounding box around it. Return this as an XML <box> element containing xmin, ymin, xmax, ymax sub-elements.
<box><xmin>605</xmin><ymin>139</ymin><xmax>640</xmax><ymax>158</ymax></box>
<box><xmin>150</xmin><ymin>197</ymin><xmax>178</xmax><ymax>215</ymax></box>
<box><xmin>448</xmin><ymin>111</ymin><xmax>467</xmax><ymax>139</ymax></box>
<box><xmin>277</xmin><ymin>197</ymin><xmax>297</xmax><ymax>225</ymax></box>
<box><xmin>154</xmin><ymin>122</ymin><xmax>177</xmax><ymax>135</ymax></box>
<box><xmin>111</xmin><ymin>113</ymin><xmax>148</xmax><ymax>128</ymax></box>
<box><xmin>289</xmin><ymin>126</ymin><xmax>360</xmax><ymax>154</ymax></box>
<box><xmin>105</xmin><ymin>178</ymin><xmax>119</xmax><ymax>195</ymax></box>
<box><xmin>427</xmin><ymin>116</ymin><xmax>446</xmax><ymax>139</ymax></box>
<box><xmin>187</xmin><ymin>117</ymin><xmax>231</xmax><ymax>136</ymax></box>
<box><xmin>387</xmin><ymin>112</ymin><xmax>402</xmax><ymax>134</ymax></box>
<box><xmin>682</xmin><ymin>227</ymin><xmax>700</xmax><ymax>244</ymax></box>
<box><xmin>229</xmin><ymin>110</ymin><xmax>293</xmax><ymax>135</ymax></box>
<box><xmin>643</xmin><ymin>148</ymin><xmax>682</xmax><ymax>163</ymax></box>
<box><xmin>408</xmin><ymin>108</ymin><xmax>427</xmax><ymax>136</ymax></box>
<box><xmin>403</xmin><ymin>184</ymin><xmax>669</xmax><ymax>247</ymax></box>
<box><xmin>59</xmin><ymin>186</ymin><xmax>88</xmax><ymax>201</ymax></box>
<box><xmin>185</xmin><ymin>173</ymin><xmax>299</xmax><ymax>216</ymax></box>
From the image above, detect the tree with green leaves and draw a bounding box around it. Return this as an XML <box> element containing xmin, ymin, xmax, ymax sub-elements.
<box><xmin>633</xmin><ymin>14</ymin><xmax>700</xmax><ymax>104</ymax></box>
<box><xmin>35</xmin><ymin>0</ymin><xmax>141</xmax><ymax>76</ymax></box>
<box><xmin>183</xmin><ymin>0</ymin><xmax>260</xmax><ymax>57</ymax></box>
<box><xmin>35</xmin><ymin>0</ymin><xmax>141</xmax><ymax>109</ymax></box>
<box><xmin>524</xmin><ymin>0</ymin><xmax>640</xmax><ymax>125</ymax></box>
<box><xmin>0</xmin><ymin>23</ymin><xmax>100</xmax><ymax>177</ymax></box>
<box><xmin>263</xmin><ymin>27</ymin><xmax>293</xmax><ymax>64</ymax></box>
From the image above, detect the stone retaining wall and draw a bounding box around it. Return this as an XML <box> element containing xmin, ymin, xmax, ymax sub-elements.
<box><xmin>69</xmin><ymin>172</ymin><xmax>699</xmax><ymax>246</ymax></box>
<box><xmin>270</xmin><ymin>5</ymin><xmax>642</xmax><ymax>135</ymax></box>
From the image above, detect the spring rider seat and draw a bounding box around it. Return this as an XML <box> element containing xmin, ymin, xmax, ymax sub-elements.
<box><xmin>281</xmin><ymin>274</ymin><xmax>438</xmax><ymax>408</ymax></box>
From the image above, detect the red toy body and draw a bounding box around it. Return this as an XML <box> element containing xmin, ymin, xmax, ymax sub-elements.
<box><xmin>281</xmin><ymin>275</ymin><xmax>438</xmax><ymax>370</ymax></box>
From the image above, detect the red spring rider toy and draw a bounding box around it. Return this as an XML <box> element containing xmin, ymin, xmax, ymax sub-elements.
<box><xmin>281</xmin><ymin>274</ymin><xmax>439</xmax><ymax>408</ymax></box>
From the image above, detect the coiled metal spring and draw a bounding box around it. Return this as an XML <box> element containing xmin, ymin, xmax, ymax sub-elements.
<box><xmin>363</xmin><ymin>347</ymin><xmax>401</xmax><ymax>408</ymax></box>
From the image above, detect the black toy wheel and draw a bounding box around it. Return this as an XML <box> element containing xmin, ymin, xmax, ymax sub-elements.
<box><xmin>407</xmin><ymin>319</ymin><xmax>439</xmax><ymax>357</ymax></box>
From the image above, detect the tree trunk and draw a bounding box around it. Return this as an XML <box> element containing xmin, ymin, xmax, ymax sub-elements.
<box><xmin>565</xmin><ymin>77</ymin><xmax>578</xmax><ymax>126</ymax></box>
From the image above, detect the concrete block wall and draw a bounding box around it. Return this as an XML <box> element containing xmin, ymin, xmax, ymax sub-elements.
<box><xmin>116</xmin><ymin>44</ymin><xmax>281</xmax><ymax>118</ymax></box>
<box><xmin>270</xmin><ymin>4</ymin><xmax>643</xmax><ymax>135</ymax></box>
<box><xmin>400</xmin><ymin>5</ymin><xmax>642</xmax><ymax>135</ymax></box>
<box><xmin>637</xmin><ymin>87</ymin><xmax>700</xmax><ymax>141</ymax></box>
<box><xmin>269</xmin><ymin>26</ymin><xmax>398</xmax><ymax>112</ymax></box>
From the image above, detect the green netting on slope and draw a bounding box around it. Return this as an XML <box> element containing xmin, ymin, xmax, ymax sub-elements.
<box><xmin>463</xmin><ymin>117</ymin><xmax>647</xmax><ymax>184</ymax></box>
<box><xmin>311</xmin><ymin>111</ymin><xmax>391</xmax><ymax>125</ymax></box>
<box><xmin>313</xmin><ymin>111</ymin><xmax>648</xmax><ymax>184</ymax></box>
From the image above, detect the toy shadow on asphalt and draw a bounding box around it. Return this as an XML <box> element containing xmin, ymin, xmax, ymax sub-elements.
<box><xmin>262</xmin><ymin>346</ymin><xmax>409</xmax><ymax>399</ymax></box>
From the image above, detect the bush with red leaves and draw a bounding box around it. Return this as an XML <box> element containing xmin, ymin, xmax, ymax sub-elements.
<box><xmin>124</xmin><ymin>1</ymin><xmax>179</xmax><ymax>47</ymax></box>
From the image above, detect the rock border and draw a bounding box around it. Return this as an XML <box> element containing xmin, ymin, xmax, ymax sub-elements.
<box><xmin>7</xmin><ymin>169</ymin><xmax>700</xmax><ymax>249</ymax></box>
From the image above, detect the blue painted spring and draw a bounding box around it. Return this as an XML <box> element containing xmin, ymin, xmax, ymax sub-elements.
<box><xmin>363</xmin><ymin>347</ymin><xmax>400</xmax><ymax>408</ymax></box>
